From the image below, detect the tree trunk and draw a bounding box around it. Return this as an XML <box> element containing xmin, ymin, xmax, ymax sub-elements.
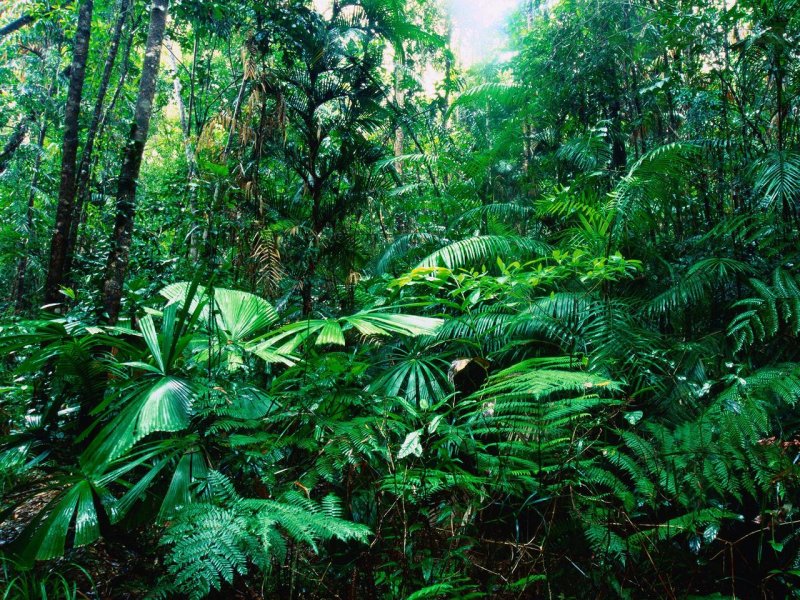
<box><xmin>72</xmin><ymin>11</ymin><xmax>135</xmax><ymax>263</ymax></box>
<box><xmin>609</xmin><ymin>100</ymin><xmax>627</xmax><ymax>172</ymax></box>
<box><xmin>14</xmin><ymin>55</ymin><xmax>61</xmax><ymax>312</ymax></box>
<box><xmin>224</xmin><ymin>69</ymin><xmax>248</xmax><ymax>156</ymax></box>
<box><xmin>202</xmin><ymin>64</ymin><xmax>247</xmax><ymax>264</ymax></box>
<box><xmin>302</xmin><ymin>178</ymin><xmax>323</xmax><ymax>317</ymax></box>
<box><xmin>64</xmin><ymin>0</ymin><xmax>129</xmax><ymax>281</ymax></box>
<box><xmin>102</xmin><ymin>0</ymin><xmax>169</xmax><ymax>324</ymax></box>
<box><xmin>14</xmin><ymin>120</ymin><xmax>50</xmax><ymax>312</ymax></box>
<box><xmin>166</xmin><ymin>40</ymin><xmax>195</xmax><ymax>170</ymax></box>
<box><xmin>0</xmin><ymin>1</ymin><xmax>74</xmax><ymax>41</ymax></box>
<box><xmin>43</xmin><ymin>0</ymin><xmax>93</xmax><ymax>307</ymax></box>
<box><xmin>0</xmin><ymin>117</ymin><xmax>30</xmax><ymax>174</ymax></box>
<box><xmin>0</xmin><ymin>14</ymin><xmax>34</xmax><ymax>40</ymax></box>
<box><xmin>187</xmin><ymin>32</ymin><xmax>199</xmax><ymax>137</ymax></box>
<box><xmin>94</xmin><ymin>12</ymin><xmax>136</xmax><ymax>151</ymax></box>
<box><xmin>165</xmin><ymin>39</ymin><xmax>201</xmax><ymax>260</ymax></box>
<box><xmin>393</xmin><ymin>57</ymin><xmax>404</xmax><ymax>174</ymax></box>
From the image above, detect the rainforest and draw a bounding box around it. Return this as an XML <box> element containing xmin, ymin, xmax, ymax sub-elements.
<box><xmin>0</xmin><ymin>0</ymin><xmax>799</xmax><ymax>598</ymax></box>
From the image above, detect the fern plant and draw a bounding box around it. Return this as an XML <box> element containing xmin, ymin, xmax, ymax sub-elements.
<box><xmin>153</xmin><ymin>472</ymin><xmax>370</xmax><ymax>599</ymax></box>
<box><xmin>729</xmin><ymin>268</ymin><xmax>800</xmax><ymax>354</ymax></box>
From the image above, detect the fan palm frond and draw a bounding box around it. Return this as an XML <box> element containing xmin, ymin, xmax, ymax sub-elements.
<box><xmin>416</xmin><ymin>235</ymin><xmax>549</xmax><ymax>270</ymax></box>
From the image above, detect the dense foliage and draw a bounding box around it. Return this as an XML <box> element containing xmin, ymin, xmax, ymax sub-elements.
<box><xmin>1</xmin><ymin>0</ymin><xmax>799</xmax><ymax>597</ymax></box>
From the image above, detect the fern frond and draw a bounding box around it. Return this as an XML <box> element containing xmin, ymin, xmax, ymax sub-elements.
<box><xmin>728</xmin><ymin>269</ymin><xmax>800</xmax><ymax>352</ymax></box>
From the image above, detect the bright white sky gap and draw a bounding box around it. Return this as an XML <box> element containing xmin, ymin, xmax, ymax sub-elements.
<box><xmin>447</xmin><ymin>0</ymin><xmax>521</xmax><ymax>66</ymax></box>
<box><xmin>312</xmin><ymin>0</ymin><xmax>521</xmax><ymax>66</ymax></box>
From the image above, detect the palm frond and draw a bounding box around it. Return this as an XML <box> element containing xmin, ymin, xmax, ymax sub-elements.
<box><xmin>416</xmin><ymin>235</ymin><xmax>549</xmax><ymax>270</ymax></box>
<box><xmin>753</xmin><ymin>151</ymin><xmax>800</xmax><ymax>211</ymax></box>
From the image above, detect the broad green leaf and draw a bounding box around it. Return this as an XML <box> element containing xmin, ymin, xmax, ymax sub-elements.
<box><xmin>213</xmin><ymin>287</ymin><xmax>279</xmax><ymax>342</ymax></box>
<box><xmin>159</xmin><ymin>450</ymin><xmax>209</xmax><ymax>521</ymax></box>
<box><xmin>12</xmin><ymin>479</ymin><xmax>104</xmax><ymax>563</ymax></box>
<box><xmin>398</xmin><ymin>430</ymin><xmax>423</xmax><ymax>459</ymax></box>
<box><xmin>83</xmin><ymin>376</ymin><xmax>196</xmax><ymax>468</ymax></box>
<box><xmin>417</xmin><ymin>236</ymin><xmax>548</xmax><ymax>270</ymax></box>
<box><xmin>316</xmin><ymin>320</ymin><xmax>346</xmax><ymax>346</ymax></box>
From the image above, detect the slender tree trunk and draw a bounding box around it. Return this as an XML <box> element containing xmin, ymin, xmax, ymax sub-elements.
<box><xmin>662</xmin><ymin>52</ymin><xmax>679</xmax><ymax>142</ymax></box>
<box><xmin>775</xmin><ymin>53</ymin><xmax>784</xmax><ymax>154</ymax></box>
<box><xmin>166</xmin><ymin>41</ymin><xmax>194</xmax><ymax>168</ymax></box>
<box><xmin>302</xmin><ymin>224</ymin><xmax>321</xmax><ymax>317</ymax></box>
<box><xmin>73</xmin><ymin>12</ymin><xmax>135</xmax><ymax>262</ymax></box>
<box><xmin>102</xmin><ymin>0</ymin><xmax>169</xmax><ymax>324</ymax></box>
<box><xmin>166</xmin><ymin>39</ymin><xmax>202</xmax><ymax>261</ymax></box>
<box><xmin>609</xmin><ymin>99</ymin><xmax>627</xmax><ymax>172</ymax></box>
<box><xmin>629</xmin><ymin>63</ymin><xmax>646</xmax><ymax>155</ymax></box>
<box><xmin>187</xmin><ymin>32</ymin><xmax>199</xmax><ymax>137</ymax></box>
<box><xmin>0</xmin><ymin>117</ymin><xmax>30</xmax><ymax>174</ymax></box>
<box><xmin>224</xmin><ymin>69</ymin><xmax>248</xmax><ymax>156</ymax></box>
<box><xmin>202</xmin><ymin>64</ymin><xmax>247</xmax><ymax>264</ymax></box>
<box><xmin>302</xmin><ymin>172</ymin><xmax>324</xmax><ymax>317</ymax></box>
<box><xmin>43</xmin><ymin>0</ymin><xmax>93</xmax><ymax>307</ymax></box>
<box><xmin>64</xmin><ymin>0</ymin><xmax>129</xmax><ymax>280</ymax></box>
<box><xmin>251</xmin><ymin>91</ymin><xmax>269</xmax><ymax>217</ymax></box>
<box><xmin>772</xmin><ymin>49</ymin><xmax>792</xmax><ymax>223</ymax></box>
<box><xmin>393</xmin><ymin>55</ymin><xmax>405</xmax><ymax>174</ymax></box>
<box><xmin>441</xmin><ymin>16</ymin><xmax>455</xmax><ymax>137</ymax></box>
<box><xmin>14</xmin><ymin>55</ymin><xmax>61</xmax><ymax>312</ymax></box>
<box><xmin>14</xmin><ymin>120</ymin><xmax>50</xmax><ymax>312</ymax></box>
<box><xmin>94</xmin><ymin>13</ymin><xmax>135</xmax><ymax>151</ymax></box>
<box><xmin>721</xmin><ymin>22</ymin><xmax>733</xmax><ymax>216</ymax></box>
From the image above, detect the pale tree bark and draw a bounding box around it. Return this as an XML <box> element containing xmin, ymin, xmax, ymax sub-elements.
<box><xmin>165</xmin><ymin>39</ymin><xmax>201</xmax><ymax>259</ymax></box>
<box><xmin>102</xmin><ymin>0</ymin><xmax>169</xmax><ymax>324</ymax></box>
<box><xmin>43</xmin><ymin>0</ymin><xmax>93</xmax><ymax>307</ymax></box>
<box><xmin>166</xmin><ymin>41</ymin><xmax>195</xmax><ymax>170</ymax></box>
<box><xmin>224</xmin><ymin>68</ymin><xmax>248</xmax><ymax>156</ymax></box>
<box><xmin>64</xmin><ymin>0</ymin><xmax>129</xmax><ymax>280</ymax></box>
<box><xmin>393</xmin><ymin>55</ymin><xmax>405</xmax><ymax>174</ymax></box>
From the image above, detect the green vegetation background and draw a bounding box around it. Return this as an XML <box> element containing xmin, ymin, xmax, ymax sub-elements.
<box><xmin>0</xmin><ymin>0</ymin><xmax>799</xmax><ymax>597</ymax></box>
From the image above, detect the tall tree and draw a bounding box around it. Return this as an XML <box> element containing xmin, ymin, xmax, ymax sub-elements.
<box><xmin>43</xmin><ymin>0</ymin><xmax>93</xmax><ymax>307</ymax></box>
<box><xmin>102</xmin><ymin>0</ymin><xmax>169</xmax><ymax>324</ymax></box>
<box><xmin>63</xmin><ymin>0</ymin><xmax>130</xmax><ymax>281</ymax></box>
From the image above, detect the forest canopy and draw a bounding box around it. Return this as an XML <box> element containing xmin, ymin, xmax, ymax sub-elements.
<box><xmin>0</xmin><ymin>0</ymin><xmax>799</xmax><ymax>597</ymax></box>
